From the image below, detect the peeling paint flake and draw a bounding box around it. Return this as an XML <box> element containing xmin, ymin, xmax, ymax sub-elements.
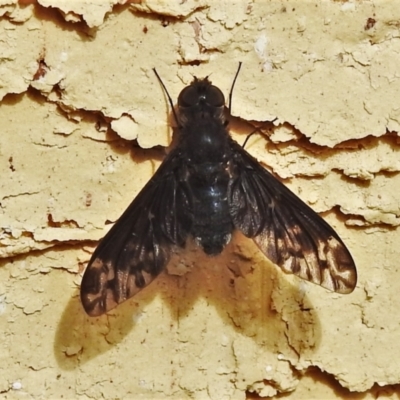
<box><xmin>37</xmin><ymin>0</ymin><xmax>119</xmax><ymax>28</ymax></box>
<box><xmin>111</xmin><ymin>115</ymin><xmax>138</xmax><ymax>141</ymax></box>
<box><xmin>0</xmin><ymin>18</ymin><xmax>43</xmax><ymax>100</ymax></box>
<box><xmin>129</xmin><ymin>0</ymin><xmax>208</xmax><ymax>18</ymax></box>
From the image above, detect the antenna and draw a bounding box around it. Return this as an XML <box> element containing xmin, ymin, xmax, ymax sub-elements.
<box><xmin>228</xmin><ymin>62</ymin><xmax>242</xmax><ymax>114</ymax></box>
<box><xmin>153</xmin><ymin>68</ymin><xmax>180</xmax><ymax>127</ymax></box>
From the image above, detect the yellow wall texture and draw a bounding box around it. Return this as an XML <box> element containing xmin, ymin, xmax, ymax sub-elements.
<box><xmin>1</xmin><ymin>1</ymin><xmax>400</xmax><ymax>399</ymax></box>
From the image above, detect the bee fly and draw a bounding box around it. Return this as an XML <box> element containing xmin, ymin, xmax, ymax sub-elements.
<box><xmin>80</xmin><ymin>63</ymin><xmax>357</xmax><ymax>317</ymax></box>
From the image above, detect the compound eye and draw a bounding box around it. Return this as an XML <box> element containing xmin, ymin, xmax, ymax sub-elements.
<box><xmin>205</xmin><ymin>85</ymin><xmax>225</xmax><ymax>107</ymax></box>
<box><xmin>178</xmin><ymin>82</ymin><xmax>226</xmax><ymax>108</ymax></box>
<box><xmin>178</xmin><ymin>86</ymin><xmax>199</xmax><ymax>107</ymax></box>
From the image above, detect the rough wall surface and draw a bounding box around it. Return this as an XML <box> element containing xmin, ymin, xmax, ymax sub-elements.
<box><xmin>1</xmin><ymin>1</ymin><xmax>400</xmax><ymax>399</ymax></box>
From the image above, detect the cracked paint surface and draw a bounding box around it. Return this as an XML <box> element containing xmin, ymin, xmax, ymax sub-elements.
<box><xmin>1</xmin><ymin>1</ymin><xmax>400</xmax><ymax>399</ymax></box>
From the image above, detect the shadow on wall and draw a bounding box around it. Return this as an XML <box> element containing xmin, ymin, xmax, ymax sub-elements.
<box><xmin>53</xmin><ymin>232</ymin><xmax>322</xmax><ymax>370</ymax></box>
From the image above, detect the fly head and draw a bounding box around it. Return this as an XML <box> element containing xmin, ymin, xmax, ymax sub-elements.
<box><xmin>178</xmin><ymin>78</ymin><xmax>226</xmax><ymax>125</ymax></box>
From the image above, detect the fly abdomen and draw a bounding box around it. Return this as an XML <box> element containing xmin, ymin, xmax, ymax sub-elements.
<box><xmin>188</xmin><ymin>162</ymin><xmax>233</xmax><ymax>255</ymax></box>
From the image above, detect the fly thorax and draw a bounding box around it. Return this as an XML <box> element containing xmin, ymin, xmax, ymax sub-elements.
<box><xmin>184</xmin><ymin>125</ymin><xmax>230</xmax><ymax>164</ymax></box>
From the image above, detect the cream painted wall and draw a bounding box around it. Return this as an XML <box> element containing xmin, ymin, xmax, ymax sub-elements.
<box><xmin>1</xmin><ymin>1</ymin><xmax>400</xmax><ymax>399</ymax></box>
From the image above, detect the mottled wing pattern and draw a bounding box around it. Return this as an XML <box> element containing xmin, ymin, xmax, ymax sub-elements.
<box><xmin>228</xmin><ymin>141</ymin><xmax>357</xmax><ymax>293</ymax></box>
<box><xmin>81</xmin><ymin>149</ymin><xmax>191</xmax><ymax>316</ymax></box>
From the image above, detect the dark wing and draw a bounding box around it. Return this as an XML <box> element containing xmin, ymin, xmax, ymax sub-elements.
<box><xmin>81</xmin><ymin>148</ymin><xmax>191</xmax><ymax>316</ymax></box>
<box><xmin>228</xmin><ymin>140</ymin><xmax>357</xmax><ymax>293</ymax></box>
